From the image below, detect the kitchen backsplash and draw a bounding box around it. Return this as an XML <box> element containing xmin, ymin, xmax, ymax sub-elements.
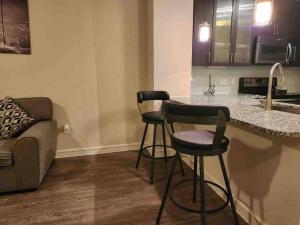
<box><xmin>192</xmin><ymin>66</ymin><xmax>300</xmax><ymax>94</ymax></box>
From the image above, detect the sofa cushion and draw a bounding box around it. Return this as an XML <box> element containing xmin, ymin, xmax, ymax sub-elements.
<box><xmin>0</xmin><ymin>97</ymin><xmax>35</xmax><ymax>140</ymax></box>
<box><xmin>0</xmin><ymin>139</ymin><xmax>14</xmax><ymax>167</ymax></box>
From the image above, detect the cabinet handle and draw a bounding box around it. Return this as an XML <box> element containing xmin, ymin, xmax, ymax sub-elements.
<box><xmin>285</xmin><ymin>43</ymin><xmax>293</xmax><ymax>64</ymax></box>
<box><xmin>286</xmin><ymin>43</ymin><xmax>292</xmax><ymax>64</ymax></box>
<box><xmin>294</xmin><ymin>46</ymin><xmax>297</xmax><ymax>61</ymax></box>
<box><xmin>229</xmin><ymin>53</ymin><xmax>233</xmax><ymax>64</ymax></box>
<box><xmin>277</xmin><ymin>25</ymin><xmax>279</xmax><ymax>35</ymax></box>
<box><xmin>208</xmin><ymin>52</ymin><xmax>211</xmax><ymax>64</ymax></box>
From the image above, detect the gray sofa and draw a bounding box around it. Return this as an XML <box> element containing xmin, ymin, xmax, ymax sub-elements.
<box><xmin>0</xmin><ymin>97</ymin><xmax>57</xmax><ymax>193</ymax></box>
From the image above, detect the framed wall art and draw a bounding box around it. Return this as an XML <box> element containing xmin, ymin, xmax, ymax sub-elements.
<box><xmin>0</xmin><ymin>0</ymin><xmax>31</xmax><ymax>54</ymax></box>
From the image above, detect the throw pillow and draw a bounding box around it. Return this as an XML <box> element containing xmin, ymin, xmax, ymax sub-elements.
<box><xmin>0</xmin><ymin>97</ymin><xmax>35</xmax><ymax>140</ymax></box>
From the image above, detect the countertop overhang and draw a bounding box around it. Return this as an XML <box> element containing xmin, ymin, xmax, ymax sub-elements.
<box><xmin>173</xmin><ymin>94</ymin><xmax>300</xmax><ymax>138</ymax></box>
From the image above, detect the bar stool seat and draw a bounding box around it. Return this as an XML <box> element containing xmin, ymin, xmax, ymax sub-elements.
<box><xmin>172</xmin><ymin>130</ymin><xmax>229</xmax><ymax>156</ymax></box>
<box><xmin>142</xmin><ymin>111</ymin><xmax>164</xmax><ymax>123</ymax></box>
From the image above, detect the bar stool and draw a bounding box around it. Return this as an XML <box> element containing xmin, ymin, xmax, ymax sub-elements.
<box><xmin>156</xmin><ymin>101</ymin><xmax>240</xmax><ymax>225</ymax></box>
<box><xmin>135</xmin><ymin>91</ymin><xmax>185</xmax><ymax>184</ymax></box>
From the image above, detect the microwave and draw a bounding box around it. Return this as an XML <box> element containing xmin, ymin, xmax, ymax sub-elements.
<box><xmin>254</xmin><ymin>36</ymin><xmax>300</xmax><ymax>65</ymax></box>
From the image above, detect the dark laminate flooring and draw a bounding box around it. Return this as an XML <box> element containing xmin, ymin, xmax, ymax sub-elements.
<box><xmin>0</xmin><ymin>150</ymin><xmax>248</xmax><ymax>225</ymax></box>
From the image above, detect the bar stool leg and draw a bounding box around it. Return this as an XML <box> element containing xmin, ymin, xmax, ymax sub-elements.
<box><xmin>218</xmin><ymin>154</ymin><xmax>240</xmax><ymax>225</ymax></box>
<box><xmin>136</xmin><ymin>123</ymin><xmax>149</xmax><ymax>169</ymax></box>
<box><xmin>199</xmin><ymin>156</ymin><xmax>205</xmax><ymax>225</ymax></box>
<box><xmin>178</xmin><ymin>155</ymin><xmax>185</xmax><ymax>176</ymax></box>
<box><xmin>150</xmin><ymin>124</ymin><xmax>157</xmax><ymax>185</ymax></box>
<box><xmin>193</xmin><ymin>155</ymin><xmax>198</xmax><ymax>202</ymax></box>
<box><xmin>156</xmin><ymin>152</ymin><xmax>179</xmax><ymax>225</ymax></box>
<box><xmin>170</xmin><ymin>123</ymin><xmax>185</xmax><ymax>176</ymax></box>
<box><xmin>162</xmin><ymin>124</ymin><xmax>167</xmax><ymax>163</ymax></box>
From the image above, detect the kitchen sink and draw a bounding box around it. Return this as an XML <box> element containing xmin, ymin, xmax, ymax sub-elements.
<box><xmin>271</xmin><ymin>104</ymin><xmax>300</xmax><ymax>115</ymax></box>
<box><xmin>273</xmin><ymin>93</ymin><xmax>300</xmax><ymax>100</ymax></box>
<box><xmin>254</xmin><ymin>102</ymin><xmax>300</xmax><ymax>115</ymax></box>
<box><xmin>275</xmin><ymin>99</ymin><xmax>300</xmax><ymax>105</ymax></box>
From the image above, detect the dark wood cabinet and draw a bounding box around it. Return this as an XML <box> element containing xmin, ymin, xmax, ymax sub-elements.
<box><xmin>192</xmin><ymin>0</ymin><xmax>255</xmax><ymax>66</ymax></box>
<box><xmin>232</xmin><ymin>0</ymin><xmax>255</xmax><ymax>65</ymax></box>
<box><xmin>274</xmin><ymin>0</ymin><xmax>292</xmax><ymax>38</ymax></box>
<box><xmin>192</xmin><ymin>0</ymin><xmax>214</xmax><ymax>66</ymax></box>
<box><xmin>211</xmin><ymin>0</ymin><xmax>235</xmax><ymax>65</ymax></box>
<box><xmin>252</xmin><ymin>0</ymin><xmax>288</xmax><ymax>37</ymax></box>
<box><xmin>192</xmin><ymin>0</ymin><xmax>300</xmax><ymax>66</ymax></box>
<box><xmin>287</xmin><ymin>0</ymin><xmax>300</xmax><ymax>41</ymax></box>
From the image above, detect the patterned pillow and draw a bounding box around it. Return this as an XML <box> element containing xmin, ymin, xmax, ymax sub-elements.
<box><xmin>0</xmin><ymin>97</ymin><xmax>35</xmax><ymax>140</ymax></box>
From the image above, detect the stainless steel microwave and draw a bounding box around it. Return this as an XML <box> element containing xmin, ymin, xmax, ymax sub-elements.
<box><xmin>255</xmin><ymin>36</ymin><xmax>288</xmax><ymax>64</ymax></box>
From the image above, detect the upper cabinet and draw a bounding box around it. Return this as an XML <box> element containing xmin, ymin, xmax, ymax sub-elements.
<box><xmin>234</xmin><ymin>0</ymin><xmax>255</xmax><ymax>64</ymax></box>
<box><xmin>253</xmin><ymin>0</ymin><xmax>290</xmax><ymax>38</ymax></box>
<box><xmin>193</xmin><ymin>0</ymin><xmax>255</xmax><ymax>66</ymax></box>
<box><xmin>192</xmin><ymin>0</ymin><xmax>214</xmax><ymax>66</ymax></box>
<box><xmin>192</xmin><ymin>0</ymin><xmax>300</xmax><ymax>66</ymax></box>
<box><xmin>212</xmin><ymin>0</ymin><xmax>255</xmax><ymax>65</ymax></box>
<box><xmin>212</xmin><ymin>0</ymin><xmax>235</xmax><ymax>65</ymax></box>
<box><xmin>287</xmin><ymin>0</ymin><xmax>300</xmax><ymax>41</ymax></box>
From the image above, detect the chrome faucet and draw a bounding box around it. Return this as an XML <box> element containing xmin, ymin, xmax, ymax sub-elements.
<box><xmin>204</xmin><ymin>74</ymin><xmax>215</xmax><ymax>95</ymax></box>
<box><xmin>264</xmin><ymin>63</ymin><xmax>285</xmax><ymax>111</ymax></box>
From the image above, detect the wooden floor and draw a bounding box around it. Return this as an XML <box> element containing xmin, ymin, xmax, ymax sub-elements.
<box><xmin>0</xmin><ymin>150</ymin><xmax>247</xmax><ymax>225</ymax></box>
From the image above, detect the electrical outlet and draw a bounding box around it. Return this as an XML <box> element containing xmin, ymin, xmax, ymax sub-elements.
<box><xmin>63</xmin><ymin>124</ymin><xmax>71</xmax><ymax>134</ymax></box>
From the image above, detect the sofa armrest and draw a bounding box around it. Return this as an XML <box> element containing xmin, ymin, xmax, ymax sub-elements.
<box><xmin>12</xmin><ymin>120</ymin><xmax>57</xmax><ymax>189</ymax></box>
<box><xmin>16</xmin><ymin>120</ymin><xmax>57</xmax><ymax>143</ymax></box>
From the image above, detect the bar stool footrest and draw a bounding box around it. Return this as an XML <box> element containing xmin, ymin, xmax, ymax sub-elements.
<box><xmin>169</xmin><ymin>178</ymin><xmax>229</xmax><ymax>214</ymax></box>
<box><xmin>141</xmin><ymin>145</ymin><xmax>176</xmax><ymax>159</ymax></box>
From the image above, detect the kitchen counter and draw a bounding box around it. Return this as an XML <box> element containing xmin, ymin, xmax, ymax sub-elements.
<box><xmin>173</xmin><ymin>94</ymin><xmax>300</xmax><ymax>137</ymax></box>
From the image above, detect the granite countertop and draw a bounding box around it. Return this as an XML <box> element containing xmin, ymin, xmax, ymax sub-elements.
<box><xmin>173</xmin><ymin>94</ymin><xmax>300</xmax><ymax>138</ymax></box>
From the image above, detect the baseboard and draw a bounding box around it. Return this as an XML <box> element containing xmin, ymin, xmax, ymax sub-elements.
<box><xmin>181</xmin><ymin>157</ymin><xmax>266</xmax><ymax>225</ymax></box>
<box><xmin>55</xmin><ymin>143</ymin><xmax>140</xmax><ymax>159</ymax></box>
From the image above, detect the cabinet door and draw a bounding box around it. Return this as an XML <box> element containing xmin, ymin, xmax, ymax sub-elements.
<box><xmin>233</xmin><ymin>0</ymin><xmax>255</xmax><ymax>64</ymax></box>
<box><xmin>192</xmin><ymin>0</ymin><xmax>214</xmax><ymax>66</ymax></box>
<box><xmin>253</xmin><ymin>0</ymin><xmax>292</xmax><ymax>38</ymax></box>
<box><xmin>252</xmin><ymin>0</ymin><xmax>276</xmax><ymax>37</ymax></box>
<box><xmin>275</xmin><ymin>0</ymin><xmax>292</xmax><ymax>38</ymax></box>
<box><xmin>212</xmin><ymin>0</ymin><xmax>234</xmax><ymax>64</ymax></box>
<box><xmin>288</xmin><ymin>0</ymin><xmax>300</xmax><ymax>41</ymax></box>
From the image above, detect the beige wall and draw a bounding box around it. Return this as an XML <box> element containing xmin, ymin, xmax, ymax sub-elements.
<box><xmin>0</xmin><ymin>0</ymin><xmax>101</xmax><ymax>150</ymax></box>
<box><xmin>92</xmin><ymin>0</ymin><xmax>148</xmax><ymax>146</ymax></box>
<box><xmin>152</xmin><ymin>0</ymin><xmax>194</xmax><ymax>97</ymax></box>
<box><xmin>0</xmin><ymin>0</ymin><xmax>148</xmax><ymax>151</ymax></box>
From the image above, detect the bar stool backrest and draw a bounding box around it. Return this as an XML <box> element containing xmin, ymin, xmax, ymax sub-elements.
<box><xmin>137</xmin><ymin>91</ymin><xmax>170</xmax><ymax>103</ymax></box>
<box><xmin>163</xmin><ymin>101</ymin><xmax>230</xmax><ymax>154</ymax></box>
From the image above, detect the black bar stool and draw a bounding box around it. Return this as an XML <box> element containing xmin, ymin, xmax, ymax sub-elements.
<box><xmin>156</xmin><ymin>101</ymin><xmax>240</xmax><ymax>225</ymax></box>
<box><xmin>135</xmin><ymin>91</ymin><xmax>185</xmax><ymax>184</ymax></box>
